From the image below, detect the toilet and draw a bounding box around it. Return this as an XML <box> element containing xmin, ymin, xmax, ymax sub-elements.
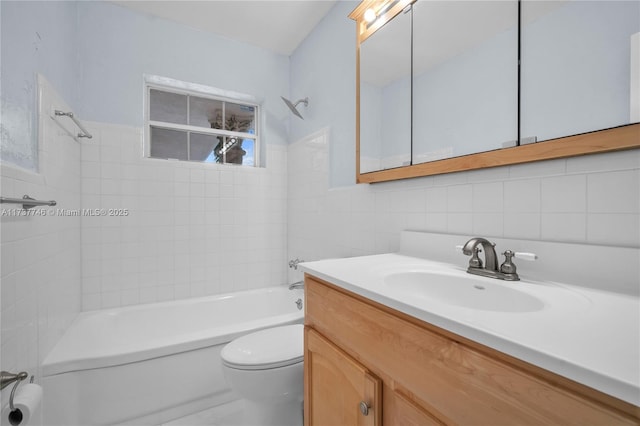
<box><xmin>221</xmin><ymin>324</ymin><xmax>304</xmax><ymax>426</ymax></box>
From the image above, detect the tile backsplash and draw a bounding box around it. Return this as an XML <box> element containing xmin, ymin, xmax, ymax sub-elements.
<box><xmin>287</xmin><ymin>128</ymin><xmax>639</xmax><ymax>284</ymax></box>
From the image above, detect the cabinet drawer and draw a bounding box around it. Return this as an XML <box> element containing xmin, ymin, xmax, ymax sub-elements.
<box><xmin>305</xmin><ymin>275</ymin><xmax>639</xmax><ymax>425</ymax></box>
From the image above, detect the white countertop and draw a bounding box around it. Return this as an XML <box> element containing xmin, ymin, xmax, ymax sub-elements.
<box><xmin>300</xmin><ymin>253</ymin><xmax>640</xmax><ymax>406</ymax></box>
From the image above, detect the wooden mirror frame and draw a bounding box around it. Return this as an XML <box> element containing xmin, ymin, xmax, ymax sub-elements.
<box><xmin>350</xmin><ymin>1</ymin><xmax>640</xmax><ymax>184</ymax></box>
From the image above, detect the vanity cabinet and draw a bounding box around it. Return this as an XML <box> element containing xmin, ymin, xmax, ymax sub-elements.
<box><xmin>303</xmin><ymin>274</ymin><xmax>640</xmax><ymax>425</ymax></box>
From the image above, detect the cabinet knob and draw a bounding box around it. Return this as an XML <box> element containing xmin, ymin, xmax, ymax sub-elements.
<box><xmin>359</xmin><ymin>401</ymin><xmax>370</xmax><ymax>416</ymax></box>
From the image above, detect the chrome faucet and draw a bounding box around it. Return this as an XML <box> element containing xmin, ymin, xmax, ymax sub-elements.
<box><xmin>288</xmin><ymin>258</ymin><xmax>304</xmax><ymax>270</ymax></box>
<box><xmin>461</xmin><ymin>237</ymin><xmax>520</xmax><ymax>281</ymax></box>
<box><xmin>462</xmin><ymin>237</ymin><xmax>498</xmax><ymax>271</ymax></box>
<box><xmin>288</xmin><ymin>281</ymin><xmax>304</xmax><ymax>290</ymax></box>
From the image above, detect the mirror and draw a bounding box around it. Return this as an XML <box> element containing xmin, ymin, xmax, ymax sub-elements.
<box><xmin>521</xmin><ymin>0</ymin><xmax>640</xmax><ymax>142</ymax></box>
<box><xmin>351</xmin><ymin>0</ymin><xmax>640</xmax><ymax>184</ymax></box>
<box><xmin>412</xmin><ymin>1</ymin><xmax>518</xmax><ymax>163</ymax></box>
<box><xmin>359</xmin><ymin>4</ymin><xmax>412</xmax><ymax>173</ymax></box>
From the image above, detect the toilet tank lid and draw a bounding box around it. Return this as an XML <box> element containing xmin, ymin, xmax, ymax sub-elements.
<box><xmin>221</xmin><ymin>324</ymin><xmax>303</xmax><ymax>369</ymax></box>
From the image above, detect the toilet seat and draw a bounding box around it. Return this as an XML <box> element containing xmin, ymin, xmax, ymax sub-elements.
<box><xmin>221</xmin><ymin>324</ymin><xmax>303</xmax><ymax>370</ymax></box>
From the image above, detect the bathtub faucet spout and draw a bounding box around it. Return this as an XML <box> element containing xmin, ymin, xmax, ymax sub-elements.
<box><xmin>288</xmin><ymin>281</ymin><xmax>304</xmax><ymax>290</ymax></box>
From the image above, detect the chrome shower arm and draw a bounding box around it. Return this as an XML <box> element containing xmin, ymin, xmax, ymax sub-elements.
<box><xmin>293</xmin><ymin>97</ymin><xmax>308</xmax><ymax>108</ymax></box>
<box><xmin>281</xmin><ymin>96</ymin><xmax>309</xmax><ymax>119</ymax></box>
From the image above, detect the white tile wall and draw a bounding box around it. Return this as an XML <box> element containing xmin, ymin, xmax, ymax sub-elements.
<box><xmin>79</xmin><ymin>122</ymin><xmax>288</xmax><ymax>310</ymax></box>
<box><xmin>287</xmin><ymin>129</ymin><xmax>640</xmax><ymax>286</ymax></box>
<box><xmin>0</xmin><ymin>75</ymin><xmax>82</xmax><ymax>394</ymax></box>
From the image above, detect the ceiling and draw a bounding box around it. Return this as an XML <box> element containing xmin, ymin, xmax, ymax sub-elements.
<box><xmin>111</xmin><ymin>1</ymin><xmax>338</xmax><ymax>56</ymax></box>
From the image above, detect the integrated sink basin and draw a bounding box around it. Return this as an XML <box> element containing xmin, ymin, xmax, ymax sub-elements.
<box><xmin>384</xmin><ymin>271</ymin><xmax>546</xmax><ymax>312</ymax></box>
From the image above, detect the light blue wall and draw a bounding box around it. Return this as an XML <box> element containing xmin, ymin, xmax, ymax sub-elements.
<box><xmin>0</xmin><ymin>1</ymin><xmax>78</xmax><ymax>170</ymax></box>
<box><xmin>0</xmin><ymin>0</ymin><xmax>291</xmax><ymax>172</ymax></box>
<box><xmin>76</xmin><ymin>2</ymin><xmax>290</xmax><ymax>147</ymax></box>
<box><xmin>290</xmin><ymin>1</ymin><xmax>357</xmax><ymax>187</ymax></box>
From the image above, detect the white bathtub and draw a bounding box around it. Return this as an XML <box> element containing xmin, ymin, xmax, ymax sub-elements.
<box><xmin>41</xmin><ymin>286</ymin><xmax>304</xmax><ymax>425</ymax></box>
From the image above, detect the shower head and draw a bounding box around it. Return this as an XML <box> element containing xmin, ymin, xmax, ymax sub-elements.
<box><xmin>281</xmin><ymin>96</ymin><xmax>309</xmax><ymax>120</ymax></box>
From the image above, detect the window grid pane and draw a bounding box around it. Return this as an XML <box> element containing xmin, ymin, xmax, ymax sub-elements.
<box><xmin>190</xmin><ymin>95</ymin><xmax>224</xmax><ymax>129</ymax></box>
<box><xmin>241</xmin><ymin>138</ymin><xmax>256</xmax><ymax>166</ymax></box>
<box><xmin>190</xmin><ymin>132</ymin><xmax>218</xmax><ymax>162</ymax></box>
<box><xmin>149</xmin><ymin>90</ymin><xmax>188</xmax><ymax>125</ymax></box>
<box><xmin>147</xmin><ymin>84</ymin><xmax>258</xmax><ymax>167</ymax></box>
<box><xmin>226</xmin><ymin>102</ymin><xmax>256</xmax><ymax>133</ymax></box>
<box><xmin>149</xmin><ymin>126</ymin><xmax>188</xmax><ymax>160</ymax></box>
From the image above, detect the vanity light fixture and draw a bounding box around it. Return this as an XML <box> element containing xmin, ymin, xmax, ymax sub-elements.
<box><xmin>363</xmin><ymin>1</ymin><xmax>401</xmax><ymax>26</ymax></box>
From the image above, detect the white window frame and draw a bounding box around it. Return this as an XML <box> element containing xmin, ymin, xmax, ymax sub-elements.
<box><xmin>143</xmin><ymin>74</ymin><xmax>261</xmax><ymax>167</ymax></box>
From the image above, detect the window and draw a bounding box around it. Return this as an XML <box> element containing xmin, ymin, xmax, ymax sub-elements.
<box><xmin>144</xmin><ymin>76</ymin><xmax>260</xmax><ymax>166</ymax></box>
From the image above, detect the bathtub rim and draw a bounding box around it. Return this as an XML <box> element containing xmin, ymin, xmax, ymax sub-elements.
<box><xmin>42</xmin><ymin>285</ymin><xmax>304</xmax><ymax>377</ymax></box>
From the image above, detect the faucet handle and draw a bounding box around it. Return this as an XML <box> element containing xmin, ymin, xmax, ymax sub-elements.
<box><xmin>458</xmin><ymin>245</ymin><xmax>483</xmax><ymax>268</ymax></box>
<box><xmin>288</xmin><ymin>258</ymin><xmax>305</xmax><ymax>270</ymax></box>
<box><xmin>513</xmin><ymin>252</ymin><xmax>538</xmax><ymax>261</ymax></box>
<box><xmin>500</xmin><ymin>250</ymin><xmax>537</xmax><ymax>281</ymax></box>
<box><xmin>500</xmin><ymin>250</ymin><xmax>517</xmax><ymax>274</ymax></box>
<box><xmin>468</xmin><ymin>246</ymin><xmax>483</xmax><ymax>268</ymax></box>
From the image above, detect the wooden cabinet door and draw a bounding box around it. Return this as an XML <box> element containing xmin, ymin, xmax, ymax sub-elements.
<box><xmin>304</xmin><ymin>327</ymin><xmax>381</xmax><ymax>426</ymax></box>
<box><xmin>384</xmin><ymin>389</ymin><xmax>443</xmax><ymax>426</ymax></box>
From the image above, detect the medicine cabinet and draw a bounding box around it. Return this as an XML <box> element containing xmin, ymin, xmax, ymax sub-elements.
<box><xmin>350</xmin><ymin>0</ymin><xmax>640</xmax><ymax>184</ymax></box>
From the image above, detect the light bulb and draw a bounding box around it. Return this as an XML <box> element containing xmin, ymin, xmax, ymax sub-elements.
<box><xmin>364</xmin><ymin>8</ymin><xmax>377</xmax><ymax>23</ymax></box>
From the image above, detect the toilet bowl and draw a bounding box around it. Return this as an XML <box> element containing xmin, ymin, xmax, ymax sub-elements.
<box><xmin>221</xmin><ymin>324</ymin><xmax>304</xmax><ymax>426</ymax></box>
